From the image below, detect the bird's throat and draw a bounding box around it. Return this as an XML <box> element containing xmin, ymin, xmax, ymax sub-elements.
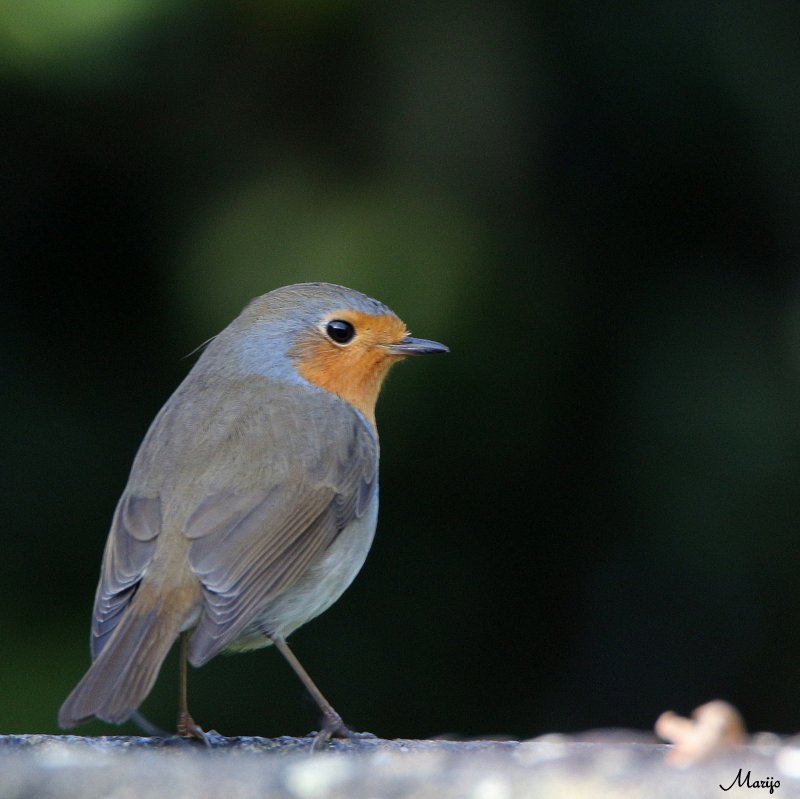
<box><xmin>292</xmin><ymin>312</ymin><xmax>408</xmax><ymax>429</ymax></box>
<box><xmin>294</xmin><ymin>342</ymin><xmax>395</xmax><ymax>429</ymax></box>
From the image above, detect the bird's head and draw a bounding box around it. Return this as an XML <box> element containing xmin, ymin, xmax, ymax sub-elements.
<box><xmin>220</xmin><ymin>283</ymin><xmax>448</xmax><ymax>427</ymax></box>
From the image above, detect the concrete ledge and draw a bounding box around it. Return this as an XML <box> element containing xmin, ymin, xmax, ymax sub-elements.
<box><xmin>0</xmin><ymin>732</ymin><xmax>796</xmax><ymax>798</ymax></box>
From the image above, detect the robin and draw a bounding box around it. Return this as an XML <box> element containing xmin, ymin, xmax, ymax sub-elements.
<box><xmin>58</xmin><ymin>282</ymin><xmax>448</xmax><ymax>742</ymax></box>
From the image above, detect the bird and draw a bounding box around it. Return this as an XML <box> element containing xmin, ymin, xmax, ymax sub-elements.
<box><xmin>58</xmin><ymin>282</ymin><xmax>448</xmax><ymax>743</ymax></box>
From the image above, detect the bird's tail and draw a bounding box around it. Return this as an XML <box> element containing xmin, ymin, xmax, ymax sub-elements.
<box><xmin>58</xmin><ymin>590</ymin><xmax>188</xmax><ymax>728</ymax></box>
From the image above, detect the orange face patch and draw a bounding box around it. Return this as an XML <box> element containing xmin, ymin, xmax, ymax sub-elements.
<box><xmin>292</xmin><ymin>310</ymin><xmax>409</xmax><ymax>428</ymax></box>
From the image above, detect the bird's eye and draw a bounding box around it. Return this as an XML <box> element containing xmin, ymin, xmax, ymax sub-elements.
<box><xmin>325</xmin><ymin>319</ymin><xmax>356</xmax><ymax>344</ymax></box>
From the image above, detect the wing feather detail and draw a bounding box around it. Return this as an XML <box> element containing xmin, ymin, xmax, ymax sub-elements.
<box><xmin>85</xmin><ymin>374</ymin><xmax>378</xmax><ymax>668</ymax></box>
<box><xmin>183</xmin><ymin>385</ymin><xmax>378</xmax><ymax>665</ymax></box>
<box><xmin>90</xmin><ymin>494</ymin><xmax>161</xmax><ymax>658</ymax></box>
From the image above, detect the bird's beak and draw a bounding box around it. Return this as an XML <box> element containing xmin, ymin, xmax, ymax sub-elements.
<box><xmin>385</xmin><ymin>336</ymin><xmax>449</xmax><ymax>356</ymax></box>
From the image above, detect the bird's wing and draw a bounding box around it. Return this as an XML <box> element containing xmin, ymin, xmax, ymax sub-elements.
<box><xmin>88</xmin><ymin>375</ymin><xmax>377</xmax><ymax>666</ymax></box>
<box><xmin>91</xmin><ymin>494</ymin><xmax>161</xmax><ymax>658</ymax></box>
<box><xmin>180</xmin><ymin>383</ymin><xmax>378</xmax><ymax>665</ymax></box>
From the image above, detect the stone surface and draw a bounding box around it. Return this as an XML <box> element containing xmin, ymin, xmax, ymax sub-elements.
<box><xmin>0</xmin><ymin>732</ymin><xmax>796</xmax><ymax>798</ymax></box>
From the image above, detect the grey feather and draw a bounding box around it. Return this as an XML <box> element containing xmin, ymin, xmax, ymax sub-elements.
<box><xmin>91</xmin><ymin>494</ymin><xmax>161</xmax><ymax>659</ymax></box>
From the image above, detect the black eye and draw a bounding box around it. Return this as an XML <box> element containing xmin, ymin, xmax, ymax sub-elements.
<box><xmin>326</xmin><ymin>319</ymin><xmax>356</xmax><ymax>344</ymax></box>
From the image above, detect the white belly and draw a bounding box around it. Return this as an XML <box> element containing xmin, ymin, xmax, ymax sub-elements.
<box><xmin>249</xmin><ymin>490</ymin><xmax>379</xmax><ymax>641</ymax></box>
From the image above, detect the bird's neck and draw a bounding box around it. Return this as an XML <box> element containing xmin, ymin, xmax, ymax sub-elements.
<box><xmin>292</xmin><ymin>343</ymin><xmax>397</xmax><ymax>429</ymax></box>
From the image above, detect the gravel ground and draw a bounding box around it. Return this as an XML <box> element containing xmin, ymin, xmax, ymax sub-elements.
<box><xmin>0</xmin><ymin>732</ymin><xmax>796</xmax><ymax>799</ymax></box>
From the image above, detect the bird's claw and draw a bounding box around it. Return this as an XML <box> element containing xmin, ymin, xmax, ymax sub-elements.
<box><xmin>176</xmin><ymin>712</ymin><xmax>217</xmax><ymax>748</ymax></box>
<box><xmin>309</xmin><ymin>715</ymin><xmax>377</xmax><ymax>751</ymax></box>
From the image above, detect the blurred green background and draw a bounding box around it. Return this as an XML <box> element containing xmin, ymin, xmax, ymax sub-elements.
<box><xmin>3</xmin><ymin>1</ymin><xmax>800</xmax><ymax>740</ymax></box>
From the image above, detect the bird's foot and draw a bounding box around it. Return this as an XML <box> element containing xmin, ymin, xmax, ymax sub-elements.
<box><xmin>176</xmin><ymin>710</ymin><xmax>216</xmax><ymax>748</ymax></box>
<box><xmin>309</xmin><ymin>710</ymin><xmax>350</xmax><ymax>751</ymax></box>
<box><xmin>309</xmin><ymin>712</ymin><xmax>377</xmax><ymax>751</ymax></box>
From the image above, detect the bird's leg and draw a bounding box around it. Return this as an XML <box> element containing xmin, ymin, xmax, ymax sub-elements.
<box><xmin>176</xmin><ymin>631</ymin><xmax>212</xmax><ymax>747</ymax></box>
<box><xmin>270</xmin><ymin>634</ymin><xmax>349</xmax><ymax>747</ymax></box>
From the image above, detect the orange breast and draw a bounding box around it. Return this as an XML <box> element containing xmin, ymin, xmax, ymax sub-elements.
<box><xmin>292</xmin><ymin>311</ymin><xmax>408</xmax><ymax>429</ymax></box>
